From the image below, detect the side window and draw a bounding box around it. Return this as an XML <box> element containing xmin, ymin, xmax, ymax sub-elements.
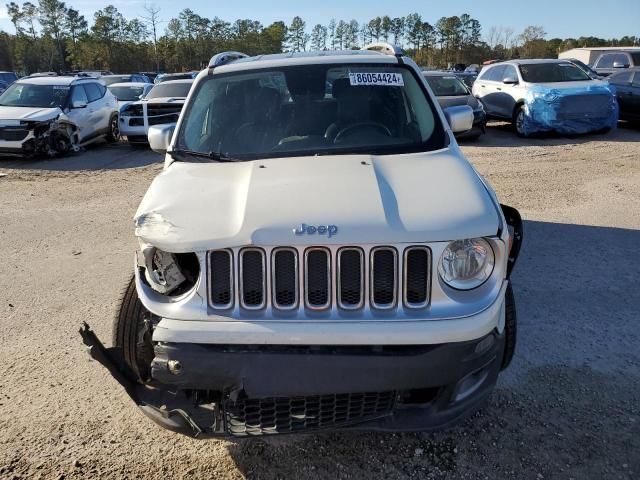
<box><xmin>71</xmin><ymin>85</ymin><xmax>88</xmax><ymax>104</ymax></box>
<box><xmin>502</xmin><ymin>65</ymin><xmax>518</xmax><ymax>81</ymax></box>
<box><xmin>613</xmin><ymin>53</ymin><xmax>630</xmax><ymax>66</ymax></box>
<box><xmin>596</xmin><ymin>54</ymin><xmax>615</xmax><ymax>68</ymax></box>
<box><xmin>488</xmin><ymin>65</ymin><xmax>506</xmax><ymax>82</ymax></box>
<box><xmin>632</xmin><ymin>72</ymin><xmax>640</xmax><ymax>88</ymax></box>
<box><xmin>84</xmin><ymin>83</ymin><xmax>102</xmax><ymax>102</ymax></box>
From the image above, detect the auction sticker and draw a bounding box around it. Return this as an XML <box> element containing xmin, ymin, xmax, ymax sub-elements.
<box><xmin>349</xmin><ymin>72</ymin><xmax>404</xmax><ymax>87</ymax></box>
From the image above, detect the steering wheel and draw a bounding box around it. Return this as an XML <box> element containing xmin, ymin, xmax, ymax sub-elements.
<box><xmin>334</xmin><ymin>122</ymin><xmax>392</xmax><ymax>143</ymax></box>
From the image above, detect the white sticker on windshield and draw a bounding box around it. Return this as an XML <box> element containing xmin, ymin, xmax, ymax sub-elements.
<box><xmin>349</xmin><ymin>72</ymin><xmax>404</xmax><ymax>87</ymax></box>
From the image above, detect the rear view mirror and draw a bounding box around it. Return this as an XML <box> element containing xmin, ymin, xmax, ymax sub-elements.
<box><xmin>148</xmin><ymin>124</ymin><xmax>175</xmax><ymax>154</ymax></box>
<box><xmin>613</xmin><ymin>61</ymin><xmax>629</xmax><ymax>69</ymax></box>
<box><xmin>444</xmin><ymin>105</ymin><xmax>474</xmax><ymax>134</ymax></box>
<box><xmin>503</xmin><ymin>76</ymin><xmax>518</xmax><ymax>85</ymax></box>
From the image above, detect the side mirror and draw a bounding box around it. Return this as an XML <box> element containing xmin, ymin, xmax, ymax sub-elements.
<box><xmin>503</xmin><ymin>76</ymin><xmax>518</xmax><ymax>85</ymax></box>
<box><xmin>72</xmin><ymin>100</ymin><xmax>87</xmax><ymax>109</ymax></box>
<box><xmin>444</xmin><ymin>105</ymin><xmax>474</xmax><ymax>134</ymax></box>
<box><xmin>148</xmin><ymin>124</ymin><xmax>175</xmax><ymax>154</ymax></box>
<box><xmin>612</xmin><ymin>61</ymin><xmax>629</xmax><ymax>69</ymax></box>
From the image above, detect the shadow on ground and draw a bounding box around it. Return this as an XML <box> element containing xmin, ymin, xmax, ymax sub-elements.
<box><xmin>222</xmin><ymin>220</ymin><xmax>640</xmax><ymax>479</ymax></box>
<box><xmin>0</xmin><ymin>140</ymin><xmax>161</xmax><ymax>171</ymax></box>
<box><xmin>461</xmin><ymin>120</ymin><xmax>640</xmax><ymax>148</ymax></box>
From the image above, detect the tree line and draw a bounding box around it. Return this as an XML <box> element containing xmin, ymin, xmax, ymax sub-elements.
<box><xmin>0</xmin><ymin>1</ymin><xmax>638</xmax><ymax>74</ymax></box>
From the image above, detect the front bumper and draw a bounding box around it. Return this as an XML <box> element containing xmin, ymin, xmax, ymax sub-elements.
<box><xmin>80</xmin><ymin>320</ymin><xmax>505</xmax><ymax>438</ymax></box>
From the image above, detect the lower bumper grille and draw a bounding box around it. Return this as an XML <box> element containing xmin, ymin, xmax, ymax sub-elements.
<box><xmin>0</xmin><ymin>128</ymin><xmax>29</xmax><ymax>141</ymax></box>
<box><xmin>224</xmin><ymin>391</ymin><xmax>395</xmax><ymax>436</ymax></box>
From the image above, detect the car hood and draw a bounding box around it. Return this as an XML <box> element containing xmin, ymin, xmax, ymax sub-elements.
<box><xmin>437</xmin><ymin>95</ymin><xmax>481</xmax><ymax>110</ymax></box>
<box><xmin>528</xmin><ymin>80</ymin><xmax>608</xmax><ymax>90</ymax></box>
<box><xmin>0</xmin><ymin>106</ymin><xmax>61</xmax><ymax>123</ymax></box>
<box><xmin>134</xmin><ymin>150</ymin><xmax>500</xmax><ymax>252</ymax></box>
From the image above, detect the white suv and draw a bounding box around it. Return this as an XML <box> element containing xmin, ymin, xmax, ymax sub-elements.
<box><xmin>81</xmin><ymin>44</ymin><xmax>523</xmax><ymax>438</ymax></box>
<box><xmin>472</xmin><ymin>59</ymin><xmax>617</xmax><ymax>137</ymax></box>
<box><xmin>0</xmin><ymin>75</ymin><xmax>119</xmax><ymax>157</ymax></box>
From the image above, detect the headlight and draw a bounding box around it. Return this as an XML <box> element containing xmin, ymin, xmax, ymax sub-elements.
<box><xmin>141</xmin><ymin>246</ymin><xmax>199</xmax><ymax>295</ymax></box>
<box><xmin>438</xmin><ymin>238</ymin><xmax>495</xmax><ymax>290</ymax></box>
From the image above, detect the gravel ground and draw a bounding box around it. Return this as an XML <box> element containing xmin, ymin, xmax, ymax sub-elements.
<box><xmin>1</xmin><ymin>123</ymin><xmax>639</xmax><ymax>479</ymax></box>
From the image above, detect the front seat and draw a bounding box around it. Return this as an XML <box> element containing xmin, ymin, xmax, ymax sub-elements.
<box><xmin>324</xmin><ymin>78</ymin><xmax>372</xmax><ymax>142</ymax></box>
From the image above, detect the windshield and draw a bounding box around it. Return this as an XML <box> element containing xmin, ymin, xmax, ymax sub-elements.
<box><xmin>147</xmin><ymin>82</ymin><xmax>192</xmax><ymax>99</ymax></box>
<box><xmin>102</xmin><ymin>76</ymin><xmax>130</xmax><ymax>86</ymax></box>
<box><xmin>519</xmin><ymin>63</ymin><xmax>590</xmax><ymax>83</ymax></box>
<box><xmin>0</xmin><ymin>82</ymin><xmax>70</xmax><ymax>108</ymax></box>
<box><xmin>424</xmin><ymin>75</ymin><xmax>469</xmax><ymax>96</ymax></box>
<box><xmin>177</xmin><ymin>64</ymin><xmax>444</xmax><ymax>161</ymax></box>
<box><xmin>109</xmin><ymin>85</ymin><xmax>146</xmax><ymax>101</ymax></box>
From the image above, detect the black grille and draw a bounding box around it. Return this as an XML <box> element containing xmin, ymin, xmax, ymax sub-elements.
<box><xmin>240</xmin><ymin>249</ymin><xmax>265</xmax><ymax>309</ymax></box>
<box><xmin>404</xmin><ymin>248</ymin><xmax>431</xmax><ymax>307</ymax></box>
<box><xmin>273</xmin><ymin>249</ymin><xmax>297</xmax><ymax>309</ymax></box>
<box><xmin>148</xmin><ymin>113</ymin><xmax>180</xmax><ymax>126</ymax></box>
<box><xmin>306</xmin><ymin>249</ymin><xmax>330</xmax><ymax>309</ymax></box>
<box><xmin>372</xmin><ymin>248</ymin><xmax>397</xmax><ymax>308</ymax></box>
<box><xmin>338</xmin><ymin>249</ymin><xmax>363</xmax><ymax>308</ymax></box>
<box><xmin>209</xmin><ymin>250</ymin><xmax>233</xmax><ymax>308</ymax></box>
<box><xmin>0</xmin><ymin>128</ymin><xmax>29</xmax><ymax>141</ymax></box>
<box><xmin>224</xmin><ymin>391</ymin><xmax>395</xmax><ymax>436</ymax></box>
<box><xmin>122</xmin><ymin>104</ymin><xmax>143</xmax><ymax>116</ymax></box>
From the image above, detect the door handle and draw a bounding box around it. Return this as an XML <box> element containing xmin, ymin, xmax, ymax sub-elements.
<box><xmin>496</xmin><ymin>87</ymin><xmax>502</xmax><ymax>91</ymax></box>
<box><xmin>481</xmin><ymin>84</ymin><xmax>486</xmax><ymax>88</ymax></box>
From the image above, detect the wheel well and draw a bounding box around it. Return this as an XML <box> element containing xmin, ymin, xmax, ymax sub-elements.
<box><xmin>512</xmin><ymin>101</ymin><xmax>524</xmax><ymax>120</ymax></box>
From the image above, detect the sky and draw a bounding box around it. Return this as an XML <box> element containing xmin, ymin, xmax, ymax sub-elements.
<box><xmin>0</xmin><ymin>0</ymin><xmax>638</xmax><ymax>40</ymax></box>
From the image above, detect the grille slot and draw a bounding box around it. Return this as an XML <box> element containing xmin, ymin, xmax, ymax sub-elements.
<box><xmin>305</xmin><ymin>248</ymin><xmax>331</xmax><ymax>310</ymax></box>
<box><xmin>272</xmin><ymin>248</ymin><xmax>298</xmax><ymax>310</ymax></box>
<box><xmin>0</xmin><ymin>128</ymin><xmax>29</xmax><ymax>142</ymax></box>
<box><xmin>338</xmin><ymin>248</ymin><xmax>364</xmax><ymax>309</ymax></box>
<box><xmin>208</xmin><ymin>250</ymin><xmax>233</xmax><ymax>309</ymax></box>
<box><xmin>404</xmin><ymin>247</ymin><xmax>432</xmax><ymax>308</ymax></box>
<box><xmin>371</xmin><ymin>247</ymin><xmax>397</xmax><ymax>309</ymax></box>
<box><xmin>224</xmin><ymin>391</ymin><xmax>395</xmax><ymax>436</ymax></box>
<box><xmin>239</xmin><ymin>248</ymin><xmax>266</xmax><ymax>310</ymax></box>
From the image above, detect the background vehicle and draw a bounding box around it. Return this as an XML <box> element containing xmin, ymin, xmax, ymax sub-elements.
<box><xmin>108</xmin><ymin>82</ymin><xmax>154</xmax><ymax>109</ymax></box>
<box><xmin>559</xmin><ymin>46</ymin><xmax>640</xmax><ymax>66</ymax></box>
<box><xmin>0</xmin><ymin>81</ymin><xmax>8</xmax><ymax>95</ymax></box>
<box><xmin>608</xmin><ymin>68</ymin><xmax>640</xmax><ymax>122</ymax></box>
<box><xmin>0</xmin><ymin>75</ymin><xmax>119</xmax><ymax>156</ymax></box>
<box><xmin>592</xmin><ymin>50</ymin><xmax>640</xmax><ymax>77</ymax></box>
<box><xmin>154</xmin><ymin>72</ymin><xmax>199</xmax><ymax>83</ymax></box>
<box><xmin>0</xmin><ymin>71</ymin><xmax>19</xmax><ymax>86</ymax></box>
<box><xmin>119</xmin><ymin>79</ymin><xmax>193</xmax><ymax>145</ymax></box>
<box><xmin>472</xmin><ymin>59</ymin><xmax>617</xmax><ymax>136</ymax></box>
<box><xmin>101</xmin><ymin>74</ymin><xmax>152</xmax><ymax>86</ymax></box>
<box><xmin>423</xmin><ymin>71</ymin><xmax>485</xmax><ymax>139</ymax></box>
<box><xmin>82</xmin><ymin>44</ymin><xmax>522</xmax><ymax>439</ymax></box>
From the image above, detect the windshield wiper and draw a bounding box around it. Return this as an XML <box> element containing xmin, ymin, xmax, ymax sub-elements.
<box><xmin>170</xmin><ymin>149</ymin><xmax>238</xmax><ymax>162</ymax></box>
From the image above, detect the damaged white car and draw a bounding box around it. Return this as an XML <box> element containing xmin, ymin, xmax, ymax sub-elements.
<box><xmin>118</xmin><ymin>79</ymin><xmax>193</xmax><ymax>146</ymax></box>
<box><xmin>81</xmin><ymin>44</ymin><xmax>523</xmax><ymax>438</ymax></box>
<box><xmin>0</xmin><ymin>75</ymin><xmax>119</xmax><ymax>157</ymax></box>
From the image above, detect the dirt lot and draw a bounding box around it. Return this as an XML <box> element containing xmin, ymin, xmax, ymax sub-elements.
<box><xmin>1</xmin><ymin>123</ymin><xmax>639</xmax><ymax>479</ymax></box>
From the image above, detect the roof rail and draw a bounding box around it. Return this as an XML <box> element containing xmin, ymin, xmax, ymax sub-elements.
<box><xmin>361</xmin><ymin>42</ymin><xmax>404</xmax><ymax>57</ymax></box>
<box><xmin>208</xmin><ymin>51</ymin><xmax>249</xmax><ymax>69</ymax></box>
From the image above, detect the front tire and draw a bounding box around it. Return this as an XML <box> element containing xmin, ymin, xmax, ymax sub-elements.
<box><xmin>106</xmin><ymin>114</ymin><xmax>120</xmax><ymax>143</ymax></box>
<box><xmin>514</xmin><ymin>106</ymin><xmax>528</xmax><ymax>138</ymax></box>
<box><xmin>501</xmin><ymin>283</ymin><xmax>517</xmax><ymax>370</ymax></box>
<box><xmin>112</xmin><ymin>275</ymin><xmax>155</xmax><ymax>382</ymax></box>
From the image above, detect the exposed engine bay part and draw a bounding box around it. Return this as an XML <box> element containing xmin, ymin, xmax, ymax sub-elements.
<box><xmin>138</xmin><ymin>247</ymin><xmax>200</xmax><ymax>296</ymax></box>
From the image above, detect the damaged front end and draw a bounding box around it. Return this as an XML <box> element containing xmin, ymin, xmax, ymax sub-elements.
<box><xmin>0</xmin><ymin>115</ymin><xmax>80</xmax><ymax>158</ymax></box>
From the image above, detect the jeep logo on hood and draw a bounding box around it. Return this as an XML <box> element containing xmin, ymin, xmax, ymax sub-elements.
<box><xmin>293</xmin><ymin>223</ymin><xmax>338</xmax><ymax>238</ymax></box>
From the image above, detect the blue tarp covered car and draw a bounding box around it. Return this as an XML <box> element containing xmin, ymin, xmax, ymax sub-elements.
<box><xmin>521</xmin><ymin>83</ymin><xmax>618</xmax><ymax>136</ymax></box>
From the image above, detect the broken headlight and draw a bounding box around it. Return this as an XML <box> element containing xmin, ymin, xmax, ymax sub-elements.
<box><xmin>438</xmin><ymin>238</ymin><xmax>495</xmax><ymax>290</ymax></box>
<box><xmin>141</xmin><ymin>246</ymin><xmax>200</xmax><ymax>296</ymax></box>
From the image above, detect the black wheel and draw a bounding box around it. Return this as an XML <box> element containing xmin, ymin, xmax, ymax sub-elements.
<box><xmin>106</xmin><ymin>114</ymin><xmax>120</xmax><ymax>143</ymax></box>
<box><xmin>513</xmin><ymin>106</ymin><xmax>528</xmax><ymax>138</ymax></box>
<box><xmin>501</xmin><ymin>283</ymin><xmax>517</xmax><ymax>370</ymax></box>
<box><xmin>112</xmin><ymin>275</ymin><xmax>155</xmax><ymax>382</ymax></box>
